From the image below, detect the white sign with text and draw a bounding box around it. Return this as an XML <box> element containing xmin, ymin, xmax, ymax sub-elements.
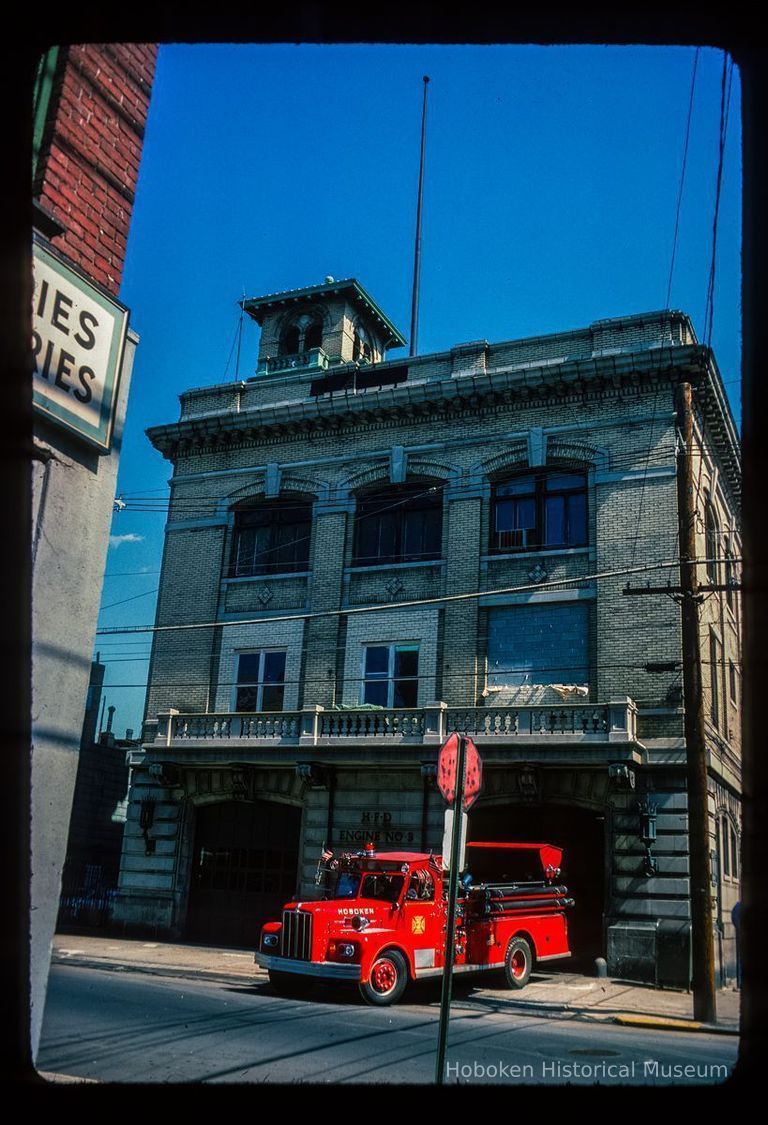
<box><xmin>32</xmin><ymin>238</ymin><xmax>128</xmax><ymax>452</ymax></box>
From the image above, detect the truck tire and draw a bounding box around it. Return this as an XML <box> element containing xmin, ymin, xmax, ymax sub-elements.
<box><xmin>359</xmin><ymin>950</ymin><xmax>408</xmax><ymax>1006</ymax></box>
<box><xmin>268</xmin><ymin>970</ymin><xmax>314</xmax><ymax>998</ymax></box>
<box><xmin>503</xmin><ymin>936</ymin><xmax>533</xmax><ymax>989</ymax></box>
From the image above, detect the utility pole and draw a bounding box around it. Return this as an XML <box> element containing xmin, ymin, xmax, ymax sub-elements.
<box><xmin>676</xmin><ymin>380</ymin><xmax>717</xmax><ymax>1024</ymax></box>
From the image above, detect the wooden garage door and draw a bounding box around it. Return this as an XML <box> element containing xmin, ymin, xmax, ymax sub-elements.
<box><xmin>185</xmin><ymin>800</ymin><xmax>301</xmax><ymax>948</ymax></box>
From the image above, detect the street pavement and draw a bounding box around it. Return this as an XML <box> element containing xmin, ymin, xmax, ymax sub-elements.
<box><xmin>50</xmin><ymin>932</ymin><xmax>740</xmax><ymax>1033</ymax></box>
<box><xmin>38</xmin><ymin>963</ymin><xmax>739</xmax><ymax>1085</ymax></box>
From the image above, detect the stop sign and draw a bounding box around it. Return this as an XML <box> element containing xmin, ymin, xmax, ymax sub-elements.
<box><xmin>437</xmin><ymin>733</ymin><xmax>483</xmax><ymax>810</ymax></box>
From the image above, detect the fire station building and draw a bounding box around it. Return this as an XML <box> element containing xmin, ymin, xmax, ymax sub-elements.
<box><xmin>112</xmin><ymin>279</ymin><xmax>741</xmax><ymax>988</ymax></box>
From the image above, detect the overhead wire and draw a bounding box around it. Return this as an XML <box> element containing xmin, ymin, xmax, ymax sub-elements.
<box><xmin>703</xmin><ymin>51</ymin><xmax>735</xmax><ymax>350</ymax></box>
<box><xmin>94</xmin><ymin>553</ymin><xmax>740</xmax><ymax>638</ymax></box>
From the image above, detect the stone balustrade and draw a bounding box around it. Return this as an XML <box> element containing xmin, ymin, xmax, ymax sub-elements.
<box><xmin>153</xmin><ymin>698</ymin><xmax>637</xmax><ymax>748</ymax></box>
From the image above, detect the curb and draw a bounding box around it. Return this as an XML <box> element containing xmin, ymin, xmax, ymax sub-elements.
<box><xmin>613</xmin><ymin>1013</ymin><xmax>739</xmax><ymax>1036</ymax></box>
<box><xmin>52</xmin><ymin>955</ymin><xmax>740</xmax><ymax>1034</ymax></box>
<box><xmin>52</xmin><ymin>954</ymin><xmax>257</xmax><ymax>988</ymax></box>
<box><xmin>37</xmin><ymin>1071</ymin><xmax>100</xmax><ymax>1084</ymax></box>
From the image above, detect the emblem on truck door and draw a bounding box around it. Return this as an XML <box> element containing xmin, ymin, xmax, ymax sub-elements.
<box><xmin>411</xmin><ymin>916</ymin><xmax>426</xmax><ymax>934</ymax></box>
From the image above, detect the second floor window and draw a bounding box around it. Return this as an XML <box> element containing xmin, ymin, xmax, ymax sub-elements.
<box><xmin>362</xmin><ymin>643</ymin><xmax>419</xmax><ymax>707</ymax></box>
<box><xmin>705</xmin><ymin>495</ymin><xmax>719</xmax><ymax>584</ymax></box>
<box><xmin>724</xmin><ymin>537</ymin><xmax>736</xmax><ymax>611</ymax></box>
<box><xmin>492</xmin><ymin>470</ymin><xmax>587</xmax><ymax>552</ymax></box>
<box><xmin>234</xmin><ymin>650</ymin><xmax>286</xmax><ymax>711</ymax></box>
<box><xmin>229</xmin><ymin>500</ymin><xmax>312</xmax><ymax>577</ymax></box>
<box><xmin>353</xmin><ymin>484</ymin><xmax>442</xmax><ymax>567</ymax></box>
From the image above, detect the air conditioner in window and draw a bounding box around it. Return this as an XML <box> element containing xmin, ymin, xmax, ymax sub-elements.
<box><xmin>497</xmin><ymin>528</ymin><xmax>530</xmax><ymax>550</ymax></box>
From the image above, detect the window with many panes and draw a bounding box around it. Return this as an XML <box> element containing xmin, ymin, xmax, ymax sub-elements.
<box><xmin>491</xmin><ymin>470</ymin><xmax>587</xmax><ymax>552</ymax></box>
<box><xmin>233</xmin><ymin>651</ymin><xmax>286</xmax><ymax>711</ymax></box>
<box><xmin>353</xmin><ymin>485</ymin><xmax>442</xmax><ymax>567</ymax></box>
<box><xmin>229</xmin><ymin>500</ymin><xmax>312</xmax><ymax>577</ymax></box>
<box><xmin>361</xmin><ymin>644</ymin><xmax>419</xmax><ymax>707</ymax></box>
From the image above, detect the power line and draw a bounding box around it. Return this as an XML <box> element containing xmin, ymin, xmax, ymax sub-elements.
<box><xmin>95</xmin><ymin>554</ymin><xmax>740</xmax><ymax>637</ymax></box>
<box><xmin>666</xmin><ymin>47</ymin><xmax>700</xmax><ymax>311</ymax></box>
<box><xmin>703</xmin><ymin>51</ymin><xmax>735</xmax><ymax>349</ymax></box>
<box><xmin>100</xmin><ymin>587</ymin><xmax>160</xmax><ymax>612</ymax></box>
<box><xmin>103</xmin><ymin>569</ymin><xmax>161</xmax><ymax>579</ymax></box>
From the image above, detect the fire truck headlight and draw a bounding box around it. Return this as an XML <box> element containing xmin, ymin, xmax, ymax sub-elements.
<box><xmin>338</xmin><ymin>943</ymin><xmax>356</xmax><ymax>958</ymax></box>
<box><xmin>262</xmin><ymin>933</ymin><xmax>279</xmax><ymax>948</ymax></box>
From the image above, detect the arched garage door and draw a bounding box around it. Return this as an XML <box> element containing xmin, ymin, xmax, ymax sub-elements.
<box><xmin>185</xmin><ymin>800</ymin><xmax>301</xmax><ymax>948</ymax></box>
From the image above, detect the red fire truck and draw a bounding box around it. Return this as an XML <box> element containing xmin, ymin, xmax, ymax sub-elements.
<box><xmin>255</xmin><ymin>841</ymin><xmax>574</xmax><ymax>1005</ymax></box>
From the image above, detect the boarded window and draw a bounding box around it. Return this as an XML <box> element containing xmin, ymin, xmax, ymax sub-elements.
<box><xmin>487</xmin><ymin>603</ymin><xmax>589</xmax><ymax>687</ymax></box>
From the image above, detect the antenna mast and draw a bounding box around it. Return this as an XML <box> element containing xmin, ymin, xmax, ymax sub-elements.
<box><xmin>409</xmin><ymin>76</ymin><xmax>430</xmax><ymax>358</ymax></box>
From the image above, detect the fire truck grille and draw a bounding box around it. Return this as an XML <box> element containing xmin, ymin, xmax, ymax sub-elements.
<box><xmin>280</xmin><ymin>909</ymin><xmax>312</xmax><ymax>960</ymax></box>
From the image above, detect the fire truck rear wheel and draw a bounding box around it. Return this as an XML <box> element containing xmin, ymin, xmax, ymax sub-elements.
<box><xmin>503</xmin><ymin>936</ymin><xmax>533</xmax><ymax>989</ymax></box>
<box><xmin>268</xmin><ymin>970</ymin><xmax>314</xmax><ymax>998</ymax></box>
<box><xmin>359</xmin><ymin>950</ymin><xmax>408</xmax><ymax>1006</ymax></box>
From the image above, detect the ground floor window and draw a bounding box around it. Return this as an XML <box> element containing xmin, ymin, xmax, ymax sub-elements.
<box><xmin>362</xmin><ymin>643</ymin><xmax>419</xmax><ymax>707</ymax></box>
<box><xmin>234</xmin><ymin>650</ymin><xmax>286</xmax><ymax>711</ymax></box>
<box><xmin>718</xmin><ymin>813</ymin><xmax>739</xmax><ymax>882</ymax></box>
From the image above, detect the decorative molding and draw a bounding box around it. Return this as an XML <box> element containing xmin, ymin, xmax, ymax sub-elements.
<box><xmin>546</xmin><ymin>439</ymin><xmax>609</xmax><ymax>469</ymax></box>
<box><xmin>472</xmin><ymin>443</ymin><xmax>528</xmax><ymax>480</ymax></box>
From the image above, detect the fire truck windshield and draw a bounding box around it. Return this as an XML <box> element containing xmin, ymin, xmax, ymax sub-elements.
<box><xmin>332</xmin><ymin>871</ymin><xmax>405</xmax><ymax>902</ymax></box>
<box><xmin>360</xmin><ymin>874</ymin><xmax>404</xmax><ymax>903</ymax></box>
<box><xmin>334</xmin><ymin>872</ymin><xmax>361</xmax><ymax>898</ymax></box>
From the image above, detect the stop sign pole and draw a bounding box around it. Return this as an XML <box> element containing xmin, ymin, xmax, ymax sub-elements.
<box><xmin>435</xmin><ymin>733</ymin><xmax>467</xmax><ymax>1086</ymax></box>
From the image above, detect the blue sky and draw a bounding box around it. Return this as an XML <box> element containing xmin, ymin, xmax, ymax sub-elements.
<box><xmin>95</xmin><ymin>43</ymin><xmax>742</xmax><ymax>737</ymax></box>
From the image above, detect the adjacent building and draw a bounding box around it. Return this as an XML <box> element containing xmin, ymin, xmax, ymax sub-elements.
<box><xmin>112</xmin><ymin>279</ymin><xmax>741</xmax><ymax>986</ymax></box>
<box><xmin>31</xmin><ymin>43</ymin><xmax>157</xmax><ymax>1058</ymax></box>
<box><xmin>57</xmin><ymin>659</ymin><xmax>134</xmax><ymax>931</ymax></box>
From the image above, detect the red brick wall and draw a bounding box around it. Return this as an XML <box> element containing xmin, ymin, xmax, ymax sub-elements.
<box><xmin>34</xmin><ymin>44</ymin><xmax>158</xmax><ymax>297</ymax></box>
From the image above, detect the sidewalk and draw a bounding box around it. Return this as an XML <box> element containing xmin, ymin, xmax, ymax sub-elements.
<box><xmin>51</xmin><ymin>933</ymin><xmax>740</xmax><ymax>1034</ymax></box>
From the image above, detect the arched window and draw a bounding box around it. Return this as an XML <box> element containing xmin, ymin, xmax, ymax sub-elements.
<box><xmin>705</xmin><ymin>495</ymin><xmax>719</xmax><ymax>584</ymax></box>
<box><xmin>491</xmin><ymin>469</ymin><xmax>587</xmax><ymax>552</ymax></box>
<box><xmin>353</xmin><ymin>324</ymin><xmax>372</xmax><ymax>363</ymax></box>
<box><xmin>352</xmin><ymin>483</ymin><xmax>442</xmax><ymax>567</ymax></box>
<box><xmin>280</xmin><ymin>325</ymin><xmax>300</xmax><ymax>356</ymax></box>
<box><xmin>228</xmin><ymin>497</ymin><xmax>312</xmax><ymax>577</ymax></box>
<box><xmin>279</xmin><ymin>313</ymin><xmax>324</xmax><ymax>357</ymax></box>
<box><xmin>304</xmin><ymin>320</ymin><xmax>323</xmax><ymax>351</ymax></box>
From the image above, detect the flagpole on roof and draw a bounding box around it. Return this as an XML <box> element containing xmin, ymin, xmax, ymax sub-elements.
<box><xmin>409</xmin><ymin>76</ymin><xmax>430</xmax><ymax>358</ymax></box>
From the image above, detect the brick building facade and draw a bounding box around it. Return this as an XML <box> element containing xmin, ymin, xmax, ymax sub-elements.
<box><xmin>31</xmin><ymin>43</ymin><xmax>157</xmax><ymax>1058</ymax></box>
<box><xmin>112</xmin><ymin>279</ymin><xmax>741</xmax><ymax>987</ymax></box>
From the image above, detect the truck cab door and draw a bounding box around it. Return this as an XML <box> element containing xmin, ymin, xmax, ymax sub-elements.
<box><xmin>401</xmin><ymin>869</ymin><xmax>443</xmax><ymax>972</ymax></box>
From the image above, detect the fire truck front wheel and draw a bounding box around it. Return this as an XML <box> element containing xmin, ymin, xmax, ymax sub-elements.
<box><xmin>359</xmin><ymin>950</ymin><xmax>408</xmax><ymax>1005</ymax></box>
<box><xmin>269</xmin><ymin>970</ymin><xmax>314</xmax><ymax>998</ymax></box>
<box><xmin>503</xmin><ymin>936</ymin><xmax>533</xmax><ymax>989</ymax></box>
